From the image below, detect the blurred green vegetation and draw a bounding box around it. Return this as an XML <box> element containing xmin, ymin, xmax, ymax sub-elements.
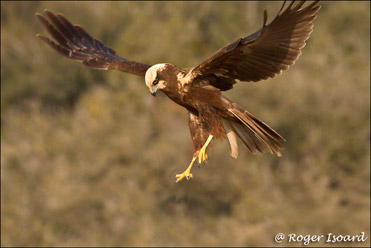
<box><xmin>1</xmin><ymin>1</ymin><xmax>370</xmax><ymax>247</ymax></box>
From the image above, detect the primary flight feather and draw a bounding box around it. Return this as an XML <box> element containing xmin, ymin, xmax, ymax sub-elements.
<box><xmin>36</xmin><ymin>1</ymin><xmax>320</xmax><ymax>182</ymax></box>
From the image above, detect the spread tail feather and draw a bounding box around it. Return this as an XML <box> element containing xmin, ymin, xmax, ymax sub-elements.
<box><xmin>222</xmin><ymin>119</ymin><xmax>239</xmax><ymax>158</ymax></box>
<box><xmin>224</xmin><ymin>107</ymin><xmax>285</xmax><ymax>157</ymax></box>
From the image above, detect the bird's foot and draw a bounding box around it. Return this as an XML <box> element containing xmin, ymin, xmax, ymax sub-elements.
<box><xmin>175</xmin><ymin>135</ymin><xmax>213</xmax><ymax>183</ymax></box>
<box><xmin>198</xmin><ymin>148</ymin><xmax>208</xmax><ymax>164</ymax></box>
<box><xmin>175</xmin><ymin>169</ymin><xmax>193</xmax><ymax>183</ymax></box>
<box><xmin>197</xmin><ymin>135</ymin><xmax>213</xmax><ymax>164</ymax></box>
<box><xmin>175</xmin><ymin>156</ymin><xmax>197</xmax><ymax>183</ymax></box>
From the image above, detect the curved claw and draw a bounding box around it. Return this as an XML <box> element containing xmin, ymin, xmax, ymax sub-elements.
<box><xmin>175</xmin><ymin>156</ymin><xmax>196</xmax><ymax>183</ymax></box>
<box><xmin>198</xmin><ymin>149</ymin><xmax>208</xmax><ymax>164</ymax></box>
<box><xmin>175</xmin><ymin>171</ymin><xmax>193</xmax><ymax>183</ymax></box>
<box><xmin>197</xmin><ymin>135</ymin><xmax>213</xmax><ymax>164</ymax></box>
<box><xmin>175</xmin><ymin>135</ymin><xmax>213</xmax><ymax>183</ymax></box>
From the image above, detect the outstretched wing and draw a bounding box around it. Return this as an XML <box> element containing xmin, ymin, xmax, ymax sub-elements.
<box><xmin>36</xmin><ymin>9</ymin><xmax>151</xmax><ymax>77</ymax></box>
<box><xmin>186</xmin><ymin>0</ymin><xmax>320</xmax><ymax>90</ymax></box>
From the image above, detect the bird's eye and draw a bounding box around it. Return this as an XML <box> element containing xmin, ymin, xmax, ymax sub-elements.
<box><xmin>153</xmin><ymin>79</ymin><xmax>159</xmax><ymax>86</ymax></box>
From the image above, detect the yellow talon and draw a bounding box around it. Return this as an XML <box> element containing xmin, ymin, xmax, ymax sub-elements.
<box><xmin>175</xmin><ymin>156</ymin><xmax>196</xmax><ymax>183</ymax></box>
<box><xmin>198</xmin><ymin>147</ymin><xmax>208</xmax><ymax>164</ymax></box>
<box><xmin>197</xmin><ymin>135</ymin><xmax>213</xmax><ymax>164</ymax></box>
<box><xmin>175</xmin><ymin>170</ymin><xmax>193</xmax><ymax>183</ymax></box>
<box><xmin>175</xmin><ymin>135</ymin><xmax>213</xmax><ymax>183</ymax></box>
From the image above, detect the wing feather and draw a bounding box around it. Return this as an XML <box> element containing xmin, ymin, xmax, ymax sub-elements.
<box><xmin>36</xmin><ymin>10</ymin><xmax>151</xmax><ymax>77</ymax></box>
<box><xmin>187</xmin><ymin>0</ymin><xmax>320</xmax><ymax>90</ymax></box>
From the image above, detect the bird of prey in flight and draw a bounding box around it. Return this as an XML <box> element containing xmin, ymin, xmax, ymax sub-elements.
<box><xmin>36</xmin><ymin>1</ymin><xmax>320</xmax><ymax>182</ymax></box>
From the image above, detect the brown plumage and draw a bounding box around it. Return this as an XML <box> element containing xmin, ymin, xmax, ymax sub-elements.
<box><xmin>36</xmin><ymin>1</ymin><xmax>320</xmax><ymax>182</ymax></box>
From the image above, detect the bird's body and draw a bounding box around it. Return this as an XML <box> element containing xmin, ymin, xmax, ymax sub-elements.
<box><xmin>36</xmin><ymin>1</ymin><xmax>320</xmax><ymax>182</ymax></box>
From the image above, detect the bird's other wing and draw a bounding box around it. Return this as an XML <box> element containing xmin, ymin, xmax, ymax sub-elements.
<box><xmin>185</xmin><ymin>0</ymin><xmax>320</xmax><ymax>91</ymax></box>
<box><xmin>36</xmin><ymin>10</ymin><xmax>151</xmax><ymax>77</ymax></box>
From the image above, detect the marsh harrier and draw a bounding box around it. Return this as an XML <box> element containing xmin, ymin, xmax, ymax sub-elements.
<box><xmin>36</xmin><ymin>1</ymin><xmax>320</xmax><ymax>182</ymax></box>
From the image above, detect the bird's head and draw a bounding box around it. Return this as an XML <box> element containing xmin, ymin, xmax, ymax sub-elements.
<box><xmin>145</xmin><ymin>64</ymin><xmax>169</xmax><ymax>97</ymax></box>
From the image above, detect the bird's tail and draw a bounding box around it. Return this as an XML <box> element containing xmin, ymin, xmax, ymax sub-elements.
<box><xmin>222</xmin><ymin>107</ymin><xmax>285</xmax><ymax>158</ymax></box>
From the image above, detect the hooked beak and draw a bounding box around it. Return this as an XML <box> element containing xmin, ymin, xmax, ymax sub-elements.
<box><xmin>149</xmin><ymin>87</ymin><xmax>157</xmax><ymax>97</ymax></box>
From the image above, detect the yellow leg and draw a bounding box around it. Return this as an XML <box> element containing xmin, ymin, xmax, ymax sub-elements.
<box><xmin>198</xmin><ymin>135</ymin><xmax>213</xmax><ymax>164</ymax></box>
<box><xmin>175</xmin><ymin>135</ymin><xmax>213</xmax><ymax>183</ymax></box>
<box><xmin>175</xmin><ymin>156</ymin><xmax>196</xmax><ymax>183</ymax></box>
